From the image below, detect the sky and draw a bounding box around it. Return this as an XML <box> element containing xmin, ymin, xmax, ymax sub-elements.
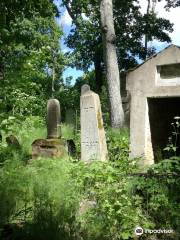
<box><xmin>55</xmin><ymin>0</ymin><xmax>180</xmax><ymax>82</ymax></box>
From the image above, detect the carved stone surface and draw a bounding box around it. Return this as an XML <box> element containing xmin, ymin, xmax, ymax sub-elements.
<box><xmin>47</xmin><ymin>99</ymin><xmax>60</xmax><ymax>139</ymax></box>
<box><xmin>81</xmin><ymin>84</ymin><xmax>90</xmax><ymax>95</ymax></box>
<box><xmin>32</xmin><ymin>139</ymin><xmax>67</xmax><ymax>159</ymax></box>
<box><xmin>80</xmin><ymin>85</ymin><xmax>108</xmax><ymax>162</ymax></box>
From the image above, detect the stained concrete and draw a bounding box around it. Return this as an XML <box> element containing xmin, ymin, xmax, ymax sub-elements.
<box><xmin>126</xmin><ymin>45</ymin><xmax>180</xmax><ymax>167</ymax></box>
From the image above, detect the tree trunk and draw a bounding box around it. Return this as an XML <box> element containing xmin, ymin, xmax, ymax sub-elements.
<box><xmin>144</xmin><ymin>0</ymin><xmax>151</xmax><ymax>59</ymax></box>
<box><xmin>100</xmin><ymin>0</ymin><xmax>124</xmax><ymax>128</ymax></box>
<box><xmin>94</xmin><ymin>52</ymin><xmax>103</xmax><ymax>93</ymax></box>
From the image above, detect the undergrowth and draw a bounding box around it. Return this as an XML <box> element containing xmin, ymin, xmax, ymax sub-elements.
<box><xmin>0</xmin><ymin>119</ymin><xmax>179</xmax><ymax>239</ymax></box>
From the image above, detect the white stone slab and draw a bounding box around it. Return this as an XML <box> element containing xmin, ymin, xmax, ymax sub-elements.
<box><xmin>80</xmin><ymin>85</ymin><xmax>108</xmax><ymax>162</ymax></box>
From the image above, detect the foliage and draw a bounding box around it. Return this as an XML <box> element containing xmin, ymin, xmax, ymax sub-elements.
<box><xmin>106</xmin><ymin>128</ymin><xmax>130</xmax><ymax>163</ymax></box>
<box><xmin>0</xmin><ymin>122</ymin><xmax>179</xmax><ymax>239</ymax></box>
<box><xmin>0</xmin><ymin>0</ymin><xmax>65</xmax><ymax>120</ymax></box>
<box><xmin>0</xmin><ymin>157</ymin><xmax>81</xmax><ymax>240</ymax></box>
<box><xmin>0</xmin><ymin>1</ymin><xmax>179</xmax><ymax>238</ymax></box>
<box><xmin>61</xmin><ymin>0</ymin><xmax>173</xmax><ymax>88</ymax></box>
<box><xmin>0</xmin><ymin>116</ymin><xmax>45</xmax><ymax>165</ymax></box>
<box><xmin>165</xmin><ymin>0</ymin><xmax>180</xmax><ymax>9</ymax></box>
<box><xmin>72</xmin><ymin>164</ymin><xmax>152</xmax><ymax>240</ymax></box>
<box><xmin>164</xmin><ymin>116</ymin><xmax>180</xmax><ymax>157</ymax></box>
<box><xmin>132</xmin><ymin>157</ymin><xmax>180</xmax><ymax>239</ymax></box>
<box><xmin>61</xmin><ymin>123</ymin><xmax>75</xmax><ymax>140</ymax></box>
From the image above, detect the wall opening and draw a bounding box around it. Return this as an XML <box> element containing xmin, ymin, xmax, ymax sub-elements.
<box><xmin>157</xmin><ymin>63</ymin><xmax>180</xmax><ymax>79</ymax></box>
<box><xmin>148</xmin><ymin>97</ymin><xmax>180</xmax><ymax>161</ymax></box>
<box><xmin>156</xmin><ymin>63</ymin><xmax>180</xmax><ymax>86</ymax></box>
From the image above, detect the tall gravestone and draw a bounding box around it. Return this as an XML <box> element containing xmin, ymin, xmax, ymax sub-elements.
<box><xmin>47</xmin><ymin>99</ymin><xmax>61</xmax><ymax>138</ymax></box>
<box><xmin>80</xmin><ymin>85</ymin><xmax>108</xmax><ymax>162</ymax></box>
<box><xmin>32</xmin><ymin>99</ymin><xmax>67</xmax><ymax>159</ymax></box>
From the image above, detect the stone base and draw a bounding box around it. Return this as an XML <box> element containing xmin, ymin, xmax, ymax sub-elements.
<box><xmin>32</xmin><ymin>138</ymin><xmax>67</xmax><ymax>159</ymax></box>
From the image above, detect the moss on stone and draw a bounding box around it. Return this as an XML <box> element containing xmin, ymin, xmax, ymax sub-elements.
<box><xmin>97</xmin><ymin>109</ymin><xmax>103</xmax><ymax>130</ymax></box>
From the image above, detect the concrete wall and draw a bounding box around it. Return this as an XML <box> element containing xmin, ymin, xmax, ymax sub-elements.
<box><xmin>126</xmin><ymin>45</ymin><xmax>180</xmax><ymax>168</ymax></box>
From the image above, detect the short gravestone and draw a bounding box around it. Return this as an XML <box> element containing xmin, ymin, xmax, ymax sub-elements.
<box><xmin>32</xmin><ymin>99</ymin><xmax>67</xmax><ymax>159</ymax></box>
<box><xmin>80</xmin><ymin>85</ymin><xmax>108</xmax><ymax>162</ymax></box>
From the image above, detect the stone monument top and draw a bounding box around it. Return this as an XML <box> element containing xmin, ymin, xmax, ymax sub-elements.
<box><xmin>81</xmin><ymin>84</ymin><xmax>91</xmax><ymax>95</ymax></box>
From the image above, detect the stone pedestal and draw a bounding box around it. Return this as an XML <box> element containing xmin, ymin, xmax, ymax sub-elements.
<box><xmin>32</xmin><ymin>139</ymin><xmax>67</xmax><ymax>159</ymax></box>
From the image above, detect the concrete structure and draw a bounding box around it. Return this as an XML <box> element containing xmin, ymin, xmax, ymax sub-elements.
<box><xmin>80</xmin><ymin>84</ymin><xmax>108</xmax><ymax>162</ymax></box>
<box><xmin>126</xmin><ymin>45</ymin><xmax>180</xmax><ymax>167</ymax></box>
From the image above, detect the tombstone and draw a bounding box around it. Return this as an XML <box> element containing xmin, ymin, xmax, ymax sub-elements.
<box><xmin>126</xmin><ymin>45</ymin><xmax>180</xmax><ymax>168</ymax></box>
<box><xmin>47</xmin><ymin>99</ymin><xmax>61</xmax><ymax>138</ymax></box>
<box><xmin>80</xmin><ymin>85</ymin><xmax>108</xmax><ymax>162</ymax></box>
<box><xmin>32</xmin><ymin>98</ymin><xmax>67</xmax><ymax>159</ymax></box>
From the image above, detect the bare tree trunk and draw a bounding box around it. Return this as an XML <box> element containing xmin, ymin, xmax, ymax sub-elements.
<box><xmin>94</xmin><ymin>52</ymin><xmax>103</xmax><ymax>93</ymax></box>
<box><xmin>100</xmin><ymin>0</ymin><xmax>124</xmax><ymax>128</ymax></box>
<box><xmin>144</xmin><ymin>0</ymin><xmax>157</xmax><ymax>59</ymax></box>
<box><xmin>144</xmin><ymin>0</ymin><xmax>151</xmax><ymax>59</ymax></box>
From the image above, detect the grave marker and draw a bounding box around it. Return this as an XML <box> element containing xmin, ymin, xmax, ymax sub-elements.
<box><xmin>32</xmin><ymin>98</ymin><xmax>67</xmax><ymax>159</ymax></box>
<box><xmin>80</xmin><ymin>85</ymin><xmax>108</xmax><ymax>162</ymax></box>
<box><xmin>47</xmin><ymin>99</ymin><xmax>61</xmax><ymax>138</ymax></box>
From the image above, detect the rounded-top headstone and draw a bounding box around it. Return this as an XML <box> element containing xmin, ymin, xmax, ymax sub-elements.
<box><xmin>47</xmin><ymin>99</ymin><xmax>61</xmax><ymax>139</ymax></box>
<box><xmin>81</xmin><ymin>84</ymin><xmax>90</xmax><ymax>95</ymax></box>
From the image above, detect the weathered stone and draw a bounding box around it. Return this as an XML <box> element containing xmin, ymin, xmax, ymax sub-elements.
<box><xmin>47</xmin><ymin>99</ymin><xmax>60</xmax><ymax>139</ymax></box>
<box><xmin>6</xmin><ymin>135</ymin><xmax>20</xmax><ymax>149</ymax></box>
<box><xmin>126</xmin><ymin>45</ymin><xmax>180</xmax><ymax>168</ymax></box>
<box><xmin>80</xmin><ymin>85</ymin><xmax>108</xmax><ymax>162</ymax></box>
<box><xmin>32</xmin><ymin>138</ymin><xmax>67</xmax><ymax>159</ymax></box>
<box><xmin>32</xmin><ymin>98</ymin><xmax>67</xmax><ymax>159</ymax></box>
<box><xmin>81</xmin><ymin>84</ymin><xmax>90</xmax><ymax>95</ymax></box>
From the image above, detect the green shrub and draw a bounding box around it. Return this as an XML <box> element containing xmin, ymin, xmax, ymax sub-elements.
<box><xmin>131</xmin><ymin>157</ymin><xmax>180</xmax><ymax>239</ymax></box>
<box><xmin>0</xmin><ymin>123</ymin><xmax>179</xmax><ymax>240</ymax></box>
<box><xmin>0</xmin><ymin>116</ymin><xmax>46</xmax><ymax>163</ymax></box>
<box><xmin>61</xmin><ymin>123</ymin><xmax>75</xmax><ymax>140</ymax></box>
<box><xmin>72</xmin><ymin>160</ymin><xmax>152</xmax><ymax>240</ymax></box>
<box><xmin>0</xmin><ymin>157</ymin><xmax>81</xmax><ymax>240</ymax></box>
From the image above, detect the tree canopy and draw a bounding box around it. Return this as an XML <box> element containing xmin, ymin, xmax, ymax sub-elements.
<box><xmin>0</xmin><ymin>0</ymin><xmax>64</xmax><ymax>119</ymax></box>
